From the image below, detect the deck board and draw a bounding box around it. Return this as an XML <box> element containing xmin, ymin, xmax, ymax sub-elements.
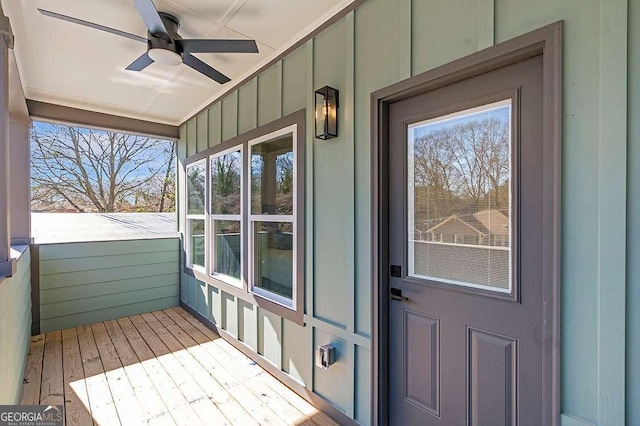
<box><xmin>40</xmin><ymin>331</ymin><xmax>64</xmax><ymax>406</ymax></box>
<box><xmin>76</xmin><ymin>324</ymin><xmax>121</xmax><ymax>425</ymax></box>
<box><xmin>21</xmin><ymin>335</ymin><xmax>45</xmax><ymax>404</ymax></box>
<box><xmin>21</xmin><ymin>308</ymin><xmax>336</xmax><ymax>426</ymax></box>
<box><xmin>61</xmin><ymin>328</ymin><xmax>92</xmax><ymax>426</ymax></box>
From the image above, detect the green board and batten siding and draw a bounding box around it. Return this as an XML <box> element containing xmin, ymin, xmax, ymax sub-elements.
<box><xmin>38</xmin><ymin>238</ymin><xmax>180</xmax><ymax>333</ymax></box>
<box><xmin>178</xmin><ymin>0</ymin><xmax>637</xmax><ymax>424</ymax></box>
<box><xmin>0</xmin><ymin>249</ymin><xmax>31</xmax><ymax>404</ymax></box>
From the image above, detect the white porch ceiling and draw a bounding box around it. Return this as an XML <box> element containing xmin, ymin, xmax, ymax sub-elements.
<box><xmin>2</xmin><ymin>0</ymin><xmax>351</xmax><ymax>126</ymax></box>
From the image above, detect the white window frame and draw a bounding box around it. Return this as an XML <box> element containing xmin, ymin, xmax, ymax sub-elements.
<box><xmin>247</xmin><ymin>124</ymin><xmax>298</xmax><ymax>310</ymax></box>
<box><xmin>406</xmin><ymin>99</ymin><xmax>513</xmax><ymax>294</ymax></box>
<box><xmin>209</xmin><ymin>144</ymin><xmax>244</xmax><ymax>289</ymax></box>
<box><xmin>185</xmin><ymin>159</ymin><xmax>207</xmax><ymax>273</ymax></box>
<box><xmin>182</xmin><ymin>110</ymin><xmax>305</xmax><ymax>325</ymax></box>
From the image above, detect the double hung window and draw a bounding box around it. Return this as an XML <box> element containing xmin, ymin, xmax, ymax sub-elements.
<box><xmin>186</xmin><ymin>161</ymin><xmax>206</xmax><ymax>271</ymax></box>
<box><xmin>210</xmin><ymin>147</ymin><xmax>243</xmax><ymax>287</ymax></box>
<box><xmin>184</xmin><ymin>111</ymin><xmax>304</xmax><ymax>322</ymax></box>
<box><xmin>249</xmin><ymin>127</ymin><xmax>296</xmax><ymax>308</ymax></box>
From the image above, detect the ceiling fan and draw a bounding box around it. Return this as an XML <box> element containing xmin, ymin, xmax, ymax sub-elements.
<box><xmin>38</xmin><ymin>0</ymin><xmax>259</xmax><ymax>84</ymax></box>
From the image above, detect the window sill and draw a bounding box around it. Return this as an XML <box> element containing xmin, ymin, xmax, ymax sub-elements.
<box><xmin>185</xmin><ymin>266</ymin><xmax>304</xmax><ymax>326</ymax></box>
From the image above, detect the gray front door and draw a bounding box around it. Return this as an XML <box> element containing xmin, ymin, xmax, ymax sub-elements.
<box><xmin>388</xmin><ymin>54</ymin><xmax>545</xmax><ymax>425</ymax></box>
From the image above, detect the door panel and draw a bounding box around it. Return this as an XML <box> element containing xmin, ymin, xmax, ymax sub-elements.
<box><xmin>388</xmin><ymin>55</ymin><xmax>544</xmax><ymax>425</ymax></box>
<box><xmin>468</xmin><ymin>328</ymin><xmax>517</xmax><ymax>426</ymax></box>
<box><xmin>404</xmin><ymin>310</ymin><xmax>439</xmax><ymax>416</ymax></box>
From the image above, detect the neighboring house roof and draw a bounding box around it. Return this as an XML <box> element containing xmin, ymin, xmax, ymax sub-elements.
<box><xmin>473</xmin><ymin>209</ymin><xmax>509</xmax><ymax>236</ymax></box>
<box><xmin>32</xmin><ymin>213</ymin><xmax>178</xmax><ymax>244</ymax></box>
<box><xmin>427</xmin><ymin>215</ymin><xmax>485</xmax><ymax>236</ymax></box>
<box><xmin>427</xmin><ymin>209</ymin><xmax>509</xmax><ymax>237</ymax></box>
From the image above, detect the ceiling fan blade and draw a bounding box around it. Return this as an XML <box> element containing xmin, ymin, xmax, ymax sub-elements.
<box><xmin>126</xmin><ymin>52</ymin><xmax>154</xmax><ymax>71</ymax></box>
<box><xmin>181</xmin><ymin>39</ymin><xmax>259</xmax><ymax>54</ymax></box>
<box><xmin>183</xmin><ymin>54</ymin><xmax>231</xmax><ymax>84</ymax></box>
<box><xmin>38</xmin><ymin>9</ymin><xmax>147</xmax><ymax>43</ymax></box>
<box><xmin>133</xmin><ymin>0</ymin><xmax>169</xmax><ymax>38</ymax></box>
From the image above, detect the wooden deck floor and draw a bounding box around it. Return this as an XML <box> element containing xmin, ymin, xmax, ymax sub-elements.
<box><xmin>21</xmin><ymin>307</ymin><xmax>338</xmax><ymax>426</ymax></box>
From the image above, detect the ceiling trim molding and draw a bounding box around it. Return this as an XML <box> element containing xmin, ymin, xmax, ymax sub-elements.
<box><xmin>27</xmin><ymin>100</ymin><xmax>180</xmax><ymax>140</ymax></box>
<box><xmin>181</xmin><ymin>0</ymin><xmax>368</xmax><ymax>126</ymax></box>
<box><xmin>9</xmin><ymin>113</ymin><xmax>30</xmax><ymax>126</ymax></box>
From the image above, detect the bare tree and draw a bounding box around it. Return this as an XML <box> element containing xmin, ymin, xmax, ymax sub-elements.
<box><xmin>412</xmin><ymin>130</ymin><xmax>460</xmax><ymax>220</ymax></box>
<box><xmin>211</xmin><ymin>152</ymin><xmax>241</xmax><ymax>215</ymax></box>
<box><xmin>412</xmin><ymin>115</ymin><xmax>510</xmax><ymax>229</ymax></box>
<box><xmin>132</xmin><ymin>173</ymin><xmax>176</xmax><ymax>212</ymax></box>
<box><xmin>158</xmin><ymin>141</ymin><xmax>176</xmax><ymax>212</ymax></box>
<box><xmin>31</xmin><ymin>123</ymin><xmax>175</xmax><ymax>212</ymax></box>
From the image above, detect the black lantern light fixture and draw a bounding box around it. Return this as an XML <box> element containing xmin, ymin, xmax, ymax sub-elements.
<box><xmin>314</xmin><ymin>86</ymin><xmax>339</xmax><ymax>139</ymax></box>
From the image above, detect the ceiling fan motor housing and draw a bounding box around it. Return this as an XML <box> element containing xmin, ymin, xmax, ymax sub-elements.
<box><xmin>147</xmin><ymin>12</ymin><xmax>183</xmax><ymax>65</ymax></box>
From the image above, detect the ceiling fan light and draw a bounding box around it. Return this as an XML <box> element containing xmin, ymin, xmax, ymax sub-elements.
<box><xmin>148</xmin><ymin>48</ymin><xmax>182</xmax><ymax>65</ymax></box>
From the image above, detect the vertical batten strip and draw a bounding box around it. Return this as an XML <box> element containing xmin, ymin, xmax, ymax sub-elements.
<box><xmin>627</xmin><ymin>1</ymin><xmax>640</xmax><ymax>423</ymax></box>
<box><xmin>236</xmin><ymin>89</ymin><xmax>240</xmax><ymax>137</ymax></box>
<box><xmin>276</xmin><ymin>61</ymin><xmax>284</xmax><ymax>119</ymax></box>
<box><xmin>400</xmin><ymin>0</ymin><xmax>412</xmax><ymax>80</ymax></box>
<box><xmin>251</xmin><ymin>78</ymin><xmax>259</xmax><ymax>345</ymax></box>
<box><xmin>477</xmin><ymin>0</ymin><xmax>495</xmax><ymax>50</ymax></box>
<box><xmin>274</xmin><ymin>59</ymin><xmax>284</xmax><ymax>366</ymax></box>
<box><xmin>345</xmin><ymin>11</ymin><xmax>357</xmax><ymax>419</ymax></box>
<box><xmin>346</xmin><ymin>11</ymin><xmax>356</xmax><ymax>335</ymax></box>
<box><xmin>177</xmin><ymin>125</ymin><xmax>187</xmax><ymax>304</ymax></box>
<box><xmin>215</xmin><ymin>102</ymin><xmax>222</xmax><ymax>145</ymax></box>
<box><xmin>254</xmin><ymin>77</ymin><xmax>259</xmax><ymax>129</ymax></box>
<box><xmin>346</xmin><ymin>343</ymin><xmax>356</xmax><ymax>418</ymax></box>
<box><xmin>248</xmin><ymin>78</ymin><xmax>259</xmax><ymax>345</ymax></box>
<box><xmin>306</xmin><ymin>38</ymin><xmax>315</xmax><ymax>321</ymax></box>
<box><xmin>305</xmin><ymin>36</ymin><xmax>316</xmax><ymax>392</ymax></box>
<box><xmin>0</xmin><ymin>30</ymin><xmax>9</xmax><ymax>276</ymax></box>
<box><xmin>177</xmin><ymin>125</ymin><xmax>187</xmax><ymax>234</ymax></box>
<box><xmin>597</xmin><ymin>0</ymin><xmax>627</xmax><ymax>424</ymax></box>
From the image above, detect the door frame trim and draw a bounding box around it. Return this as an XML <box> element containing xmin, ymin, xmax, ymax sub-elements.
<box><xmin>370</xmin><ymin>22</ymin><xmax>562</xmax><ymax>425</ymax></box>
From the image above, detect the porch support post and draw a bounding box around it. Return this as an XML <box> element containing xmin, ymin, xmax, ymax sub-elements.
<box><xmin>9</xmin><ymin>116</ymin><xmax>31</xmax><ymax>245</ymax></box>
<box><xmin>0</xmin><ymin>4</ymin><xmax>12</xmax><ymax>278</ymax></box>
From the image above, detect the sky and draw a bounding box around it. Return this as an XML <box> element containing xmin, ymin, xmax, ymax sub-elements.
<box><xmin>412</xmin><ymin>102</ymin><xmax>510</xmax><ymax>139</ymax></box>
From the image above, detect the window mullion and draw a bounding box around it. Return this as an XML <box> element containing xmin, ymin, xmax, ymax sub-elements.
<box><xmin>249</xmin><ymin>215</ymin><xmax>293</xmax><ymax>222</ymax></box>
<box><xmin>243</xmin><ymin>141</ymin><xmax>250</xmax><ymax>292</ymax></box>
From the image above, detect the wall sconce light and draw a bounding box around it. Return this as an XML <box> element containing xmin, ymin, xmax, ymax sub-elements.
<box><xmin>314</xmin><ymin>86</ymin><xmax>339</xmax><ymax>140</ymax></box>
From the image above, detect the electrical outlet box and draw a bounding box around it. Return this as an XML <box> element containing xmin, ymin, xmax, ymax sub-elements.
<box><xmin>316</xmin><ymin>344</ymin><xmax>336</xmax><ymax>369</ymax></box>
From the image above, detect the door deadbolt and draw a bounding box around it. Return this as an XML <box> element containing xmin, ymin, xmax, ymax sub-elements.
<box><xmin>390</xmin><ymin>265</ymin><xmax>402</xmax><ymax>277</ymax></box>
